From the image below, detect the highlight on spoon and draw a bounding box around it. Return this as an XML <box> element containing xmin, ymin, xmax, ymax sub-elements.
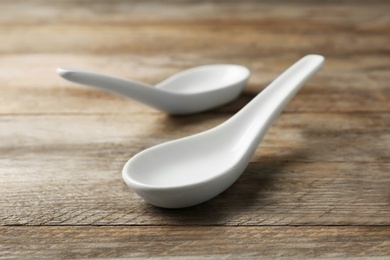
<box><xmin>57</xmin><ymin>64</ymin><xmax>250</xmax><ymax>115</ymax></box>
<box><xmin>122</xmin><ymin>55</ymin><xmax>325</xmax><ymax>208</ymax></box>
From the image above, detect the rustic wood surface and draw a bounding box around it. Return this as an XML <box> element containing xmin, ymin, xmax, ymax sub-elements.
<box><xmin>1</xmin><ymin>0</ymin><xmax>389</xmax><ymax>258</ymax></box>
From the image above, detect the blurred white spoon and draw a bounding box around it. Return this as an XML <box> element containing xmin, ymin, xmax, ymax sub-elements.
<box><xmin>57</xmin><ymin>64</ymin><xmax>250</xmax><ymax>115</ymax></box>
<box><xmin>122</xmin><ymin>55</ymin><xmax>324</xmax><ymax>208</ymax></box>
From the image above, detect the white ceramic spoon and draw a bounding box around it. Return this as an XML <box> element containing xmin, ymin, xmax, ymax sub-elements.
<box><xmin>57</xmin><ymin>65</ymin><xmax>250</xmax><ymax>115</ymax></box>
<box><xmin>123</xmin><ymin>55</ymin><xmax>324</xmax><ymax>208</ymax></box>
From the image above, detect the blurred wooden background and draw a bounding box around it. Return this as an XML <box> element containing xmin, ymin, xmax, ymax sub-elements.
<box><xmin>1</xmin><ymin>0</ymin><xmax>389</xmax><ymax>258</ymax></box>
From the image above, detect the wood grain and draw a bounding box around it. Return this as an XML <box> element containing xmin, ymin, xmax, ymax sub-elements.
<box><xmin>1</xmin><ymin>113</ymin><xmax>389</xmax><ymax>162</ymax></box>
<box><xmin>1</xmin><ymin>226</ymin><xmax>389</xmax><ymax>259</ymax></box>
<box><xmin>1</xmin><ymin>161</ymin><xmax>389</xmax><ymax>226</ymax></box>
<box><xmin>0</xmin><ymin>54</ymin><xmax>389</xmax><ymax>115</ymax></box>
<box><xmin>1</xmin><ymin>0</ymin><xmax>389</xmax><ymax>258</ymax></box>
<box><xmin>0</xmin><ymin>1</ymin><xmax>389</xmax><ymax>116</ymax></box>
<box><xmin>1</xmin><ymin>114</ymin><xmax>389</xmax><ymax>226</ymax></box>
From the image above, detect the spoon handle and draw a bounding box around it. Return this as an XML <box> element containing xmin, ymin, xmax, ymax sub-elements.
<box><xmin>57</xmin><ymin>68</ymin><xmax>167</xmax><ymax>108</ymax></box>
<box><xmin>230</xmin><ymin>54</ymin><xmax>324</xmax><ymax>155</ymax></box>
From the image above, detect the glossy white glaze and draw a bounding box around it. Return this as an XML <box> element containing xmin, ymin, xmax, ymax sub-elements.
<box><xmin>57</xmin><ymin>64</ymin><xmax>250</xmax><ymax>115</ymax></box>
<box><xmin>122</xmin><ymin>55</ymin><xmax>325</xmax><ymax>208</ymax></box>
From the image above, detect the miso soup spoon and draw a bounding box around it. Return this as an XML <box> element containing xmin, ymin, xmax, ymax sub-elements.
<box><xmin>57</xmin><ymin>64</ymin><xmax>250</xmax><ymax>115</ymax></box>
<box><xmin>122</xmin><ymin>54</ymin><xmax>324</xmax><ymax>208</ymax></box>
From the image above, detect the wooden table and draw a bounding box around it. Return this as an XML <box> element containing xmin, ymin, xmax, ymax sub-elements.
<box><xmin>1</xmin><ymin>0</ymin><xmax>389</xmax><ymax>258</ymax></box>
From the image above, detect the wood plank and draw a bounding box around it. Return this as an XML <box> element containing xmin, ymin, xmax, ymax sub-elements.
<box><xmin>1</xmin><ymin>0</ymin><xmax>389</xmax><ymax>27</ymax></box>
<box><xmin>0</xmin><ymin>1</ymin><xmax>388</xmax><ymax>115</ymax></box>
<box><xmin>1</xmin><ymin>226</ymin><xmax>389</xmax><ymax>259</ymax></box>
<box><xmin>0</xmin><ymin>54</ymin><xmax>389</xmax><ymax>115</ymax></box>
<box><xmin>1</xmin><ymin>113</ymin><xmax>389</xmax><ymax>162</ymax></box>
<box><xmin>1</xmin><ymin>114</ymin><xmax>389</xmax><ymax>225</ymax></box>
<box><xmin>1</xmin><ymin>161</ymin><xmax>388</xmax><ymax>226</ymax></box>
<box><xmin>1</xmin><ymin>24</ymin><xmax>388</xmax><ymax>55</ymax></box>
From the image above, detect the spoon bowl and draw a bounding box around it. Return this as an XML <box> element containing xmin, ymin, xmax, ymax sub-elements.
<box><xmin>57</xmin><ymin>64</ymin><xmax>250</xmax><ymax>115</ymax></box>
<box><xmin>123</xmin><ymin>55</ymin><xmax>325</xmax><ymax>208</ymax></box>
